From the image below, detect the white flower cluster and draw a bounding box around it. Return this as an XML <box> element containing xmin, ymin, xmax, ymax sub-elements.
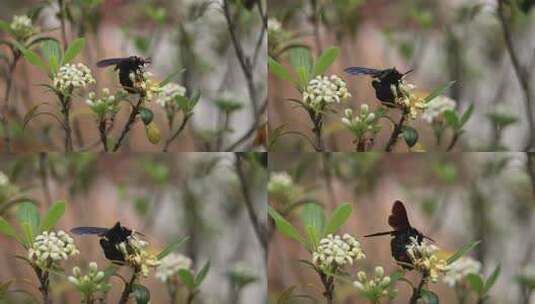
<box><xmin>129</xmin><ymin>70</ymin><xmax>162</xmax><ymax>101</ymax></box>
<box><xmin>53</xmin><ymin>63</ymin><xmax>95</xmax><ymax>93</ymax></box>
<box><xmin>68</xmin><ymin>262</ymin><xmax>111</xmax><ymax>297</ymax></box>
<box><xmin>353</xmin><ymin>266</ymin><xmax>397</xmax><ymax>300</ymax></box>
<box><xmin>155</xmin><ymin>253</ymin><xmax>192</xmax><ymax>283</ymax></box>
<box><xmin>86</xmin><ymin>88</ymin><xmax>121</xmax><ymax>118</ymax></box>
<box><xmin>156</xmin><ymin>83</ymin><xmax>186</xmax><ymax>108</ymax></box>
<box><xmin>312</xmin><ymin>234</ymin><xmax>365</xmax><ymax>272</ymax></box>
<box><xmin>443</xmin><ymin>256</ymin><xmax>481</xmax><ymax>287</ymax></box>
<box><xmin>406</xmin><ymin>237</ymin><xmax>447</xmax><ymax>282</ymax></box>
<box><xmin>10</xmin><ymin>15</ymin><xmax>38</xmax><ymax>41</ymax></box>
<box><xmin>0</xmin><ymin>171</ymin><xmax>9</xmax><ymax>187</ymax></box>
<box><xmin>341</xmin><ymin>104</ymin><xmax>380</xmax><ymax>137</ymax></box>
<box><xmin>303</xmin><ymin>75</ymin><xmax>351</xmax><ymax>112</ymax></box>
<box><xmin>268</xmin><ymin>18</ymin><xmax>282</xmax><ymax>34</ymax></box>
<box><xmin>392</xmin><ymin>81</ymin><xmax>427</xmax><ymax>119</ymax></box>
<box><xmin>28</xmin><ymin>230</ymin><xmax>79</xmax><ymax>268</ymax></box>
<box><xmin>267</xmin><ymin>172</ymin><xmax>298</xmax><ymax>203</ymax></box>
<box><xmin>422</xmin><ymin>96</ymin><xmax>456</xmax><ymax>124</ymax></box>
<box><xmin>118</xmin><ymin>235</ymin><xmax>160</xmax><ymax>277</ymax></box>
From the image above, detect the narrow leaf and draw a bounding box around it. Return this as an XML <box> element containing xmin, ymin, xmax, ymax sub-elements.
<box><xmin>39</xmin><ymin>201</ymin><xmax>66</xmax><ymax>232</ymax></box>
<box><xmin>268</xmin><ymin>206</ymin><xmax>305</xmax><ymax>246</ymax></box>
<box><xmin>442</xmin><ymin>110</ymin><xmax>461</xmax><ymax>130</ymax></box>
<box><xmin>0</xmin><ymin>217</ymin><xmax>18</xmax><ymax>240</ymax></box>
<box><xmin>195</xmin><ymin>261</ymin><xmax>210</xmax><ymax>287</ymax></box>
<box><xmin>424</xmin><ymin>81</ymin><xmax>456</xmax><ymax>103</ymax></box>
<box><xmin>268</xmin><ymin>57</ymin><xmax>295</xmax><ymax>84</ymax></box>
<box><xmin>324</xmin><ymin>203</ymin><xmax>352</xmax><ymax>235</ymax></box>
<box><xmin>158</xmin><ymin>68</ymin><xmax>185</xmax><ymax>87</ymax></box>
<box><xmin>483</xmin><ymin>264</ymin><xmax>501</xmax><ymax>294</ymax></box>
<box><xmin>157</xmin><ymin>236</ymin><xmax>189</xmax><ymax>260</ymax></box>
<box><xmin>14</xmin><ymin>42</ymin><xmax>47</xmax><ymax>72</ymax></box>
<box><xmin>62</xmin><ymin>38</ymin><xmax>85</xmax><ymax>64</ymax></box>
<box><xmin>447</xmin><ymin>240</ymin><xmax>481</xmax><ymax>265</ymax></box>
<box><xmin>465</xmin><ymin>273</ymin><xmax>484</xmax><ymax>294</ymax></box>
<box><xmin>313</xmin><ymin>47</ymin><xmax>339</xmax><ymax>77</ymax></box>
<box><xmin>460</xmin><ymin>103</ymin><xmax>474</xmax><ymax>127</ymax></box>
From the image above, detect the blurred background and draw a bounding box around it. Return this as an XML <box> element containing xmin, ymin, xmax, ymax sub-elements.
<box><xmin>0</xmin><ymin>152</ymin><xmax>267</xmax><ymax>303</ymax></box>
<box><xmin>268</xmin><ymin>0</ymin><xmax>535</xmax><ymax>151</ymax></box>
<box><xmin>268</xmin><ymin>152</ymin><xmax>535</xmax><ymax>303</ymax></box>
<box><xmin>0</xmin><ymin>0</ymin><xmax>266</xmax><ymax>151</ymax></box>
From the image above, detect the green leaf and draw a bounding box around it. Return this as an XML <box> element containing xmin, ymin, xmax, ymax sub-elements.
<box><xmin>178</xmin><ymin>269</ymin><xmax>195</xmax><ymax>290</ymax></box>
<box><xmin>483</xmin><ymin>264</ymin><xmax>501</xmax><ymax>294</ymax></box>
<box><xmin>195</xmin><ymin>261</ymin><xmax>210</xmax><ymax>287</ymax></box>
<box><xmin>158</xmin><ymin>68</ymin><xmax>185</xmax><ymax>87</ymax></box>
<box><xmin>402</xmin><ymin>126</ymin><xmax>419</xmax><ymax>147</ymax></box>
<box><xmin>324</xmin><ymin>203</ymin><xmax>352</xmax><ymax>235</ymax></box>
<box><xmin>420</xmin><ymin>289</ymin><xmax>439</xmax><ymax>304</ymax></box>
<box><xmin>423</xmin><ymin>81</ymin><xmax>456</xmax><ymax>103</ymax></box>
<box><xmin>131</xmin><ymin>284</ymin><xmax>150</xmax><ymax>304</ymax></box>
<box><xmin>16</xmin><ymin>202</ymin><xmax>40</xmax><ymax>240</ymax></box>
<box><xmin>13</xmin><ymin>42</ymin><xmax>47</xmax><ymax>72</ymax></box>
<box><xmin>301</xmin><ymin>203</ymin><xmax>325</xmax><ymax>238</ymax></box>
<box><xmin>0</xmin><ymin>20</ymin><xmax>10</xmax><ymax>32</ymax></box>
<box><xmin>466</xmin><ymin>273</ymin><xmax>484</xmax><ymax>294</ymax></box>
<box><xmin>157</xmin><ymin>236</ymin><xmax>189</xmax><ymax>260</ymax></box>
<box><xmin>442</xmin><ymin>110</ymin><xmax>461</xmax><ymax>130</ymax></box>
<box><xmin>289</xmin><ymin>47</ymin><xmax>312</xmax><ymax>85</ymax></box>
<box><xmin>447</xmin><ymin>240</ymin><xmax>480</xmax><ymax>265</ymax></box>
<box><xmin>40</xmin><ymin>40</ymin><xmax>61</xmax><ymax>72</ymax></box>
<box><xmin>312</xmin><ymin>47</ymin><xmax>339</xmax><ymax>77</ymax></box>
<box><xmin>268</xmin><ymin>206</ymin><xmax>306</xmax><ymax>246</ymax></box>
<box><xmin>39</xmin><ymin>201</ymin><xmax>66</xmax><ymax>232</ymax></box>
<box><xmin>62</xmin><ymin>38</ymin><xmax>85</xmax><ymax>64</ymax></box>
<box><xmin>139</xmin><ymin>107</ymin><xmax>154</xmax><ymax>125</ymax></box>
<box><xmin>0</xmin><ymin>217</ymin><xmax>18</xmax><ymax>240</ymax></box>
<box><xmin>268</xmin><ymin>57</ymin><xmax>295</xmax><ymax>84</ymax></box>
<box><xmin>460</xmin><ymin>104</ymin><xmax>474</xmax><ymax>127</ymax></box>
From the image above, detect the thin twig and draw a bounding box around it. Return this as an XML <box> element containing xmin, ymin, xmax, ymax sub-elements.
<box><xmin>497</xmin><ymin>0</ymin><xmax>534</xmax><ymax>150</ymax></box>
<box><xmin>224</xmin><ymin>98</ymin><xmax>267</xmax><ymax>151</ymax></box>
<box><xmin>59</xmin><ymin>94</ymin><xmax>73</xmax><ymax>152</ymax></box>
<box><xmin>409</xmin><ymin>275</ymin><xmax>427</xmax><ymax>304</ymax></box>
<box><xmin>234</xmin><ymin>154</ymin><xmax>267</xmax><ymax>257</ymax></box>
<box><xmin>35</xmin><ymin>268</ymin><xmax>51</xmax><ymax>304</ymax></box>
<box><xmin>118</xmin><ymin>271</ymin><xmax>138</xmax><ymax>304</ymax></box>
<box><xmin>163</xmin><ymin>113</ymin><xmax>193</xmax><ymax>152</ymax></box>
<box><xmin>112</xmin><ymin>96</ymin><xmax>144</xmax><ymax>152</ymax></box>
<box><xmin>98</xmin><ymin>119</ymin><xmax>108</xmax><ymax>152</ymax></box>
<box><xmin>385</xmin><ymin>112</ymin><xmax>407</xmax><ymax>152</ymax></box>
<box><xmin>318</xmin><ymin>270</ymin><xmax>334</xmax><ymax>304</ymax></box>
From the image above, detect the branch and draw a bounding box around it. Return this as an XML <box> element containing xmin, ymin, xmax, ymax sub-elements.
<box><xmin>385</xmin><ymin>112</ymin><xmax>407</xmax><ymax>152</ymax></box>
<box><xmin>112</xmin><ymin>96</ymin><xmax>144</xmax><ymax>152</ymax></box>
<box><xmin>497</xmin><ymin>0</ymin><xmax>534</xmax><ymax>150</ymax></box>
<box><xmin>163</xmin><ymin>112</ymin><xmax>193</xmax><ymax>152</ymax></box>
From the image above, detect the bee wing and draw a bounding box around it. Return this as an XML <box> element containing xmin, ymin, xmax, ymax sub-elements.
<box><xmin>96</xmin><ymin>58</ymin><xmax>124</xmax><ymax>68</ymax></box>
<box><xmin>71</xmin><ymin>226</ymin><xmax>109</xmax><ymax>236</ymax></box>
<box><xmin>388</xmin><ymin>200</ymin><xmax>411</xmax><ymax>230</ymax></box>
<box><xmin>344</xmin><ymin>67</ymin><xmax>382</xmax><ymax>77</ymax></box>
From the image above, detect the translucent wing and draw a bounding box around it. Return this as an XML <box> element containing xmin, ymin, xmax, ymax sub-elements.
<box><xmin>344</xmin><ymin>67</ymin><xmax>383</xmax><ymax>77</ymax></box>
<box><xmin>388</xmin><ymin>200</ymin><xmax>411</xmax><ymax>230</ymax></box>
<box><xmin>96</xmin><ymin>58</ymin><xmax>125</xmax><ymax>68</ymax></box>
<box><xmin>71</xmin><ymin>226</ymin><xmax>109</xmax><ymax>236</ymax></box>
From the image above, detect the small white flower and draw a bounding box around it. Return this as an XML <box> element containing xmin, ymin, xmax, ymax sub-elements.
<box><xmin>53</xmin><ymin>63</ymin><xmax>95</xmax><ymax>93</ymax></box>
<box><xmin>443</xmin><ymin>256</ymin><xmax>481</xmax><ymax>287</ymax></box>
<box><xmin>422</xmin><ymin>96</ymin><xmax>456</xmax><ymax>123</ymax></box>
<box><xmin>405</xmin><ymin>237</ymin><xmax>447</xmax><ymax>283</ymax></box>
<box><xmin>156</xmin><ymin>83</ymin><xmax>186</xmax><ymax>108</ymax></box>
<box><xmin>303</xmin><ymin>75</ymin><xmax>351</xmax><ymax>113</ymax></box>
<box><xmin>29</xmin><ymin>230</ymin><xmax>79</xmax><ymax>268</ymax></box>
<box><xmin>155</xmin><ymin>253</ymin><xmax>192</xmax><ymax>283</ymax></box>
<box><xmin>10</xmin><ymin>15</ymin><xmax>39</xmax><ymax>41</ymax></box>
<box><xmin>0</xmin><ymin>171</ymin><xmax>9</xmax><ymax>186</ymax></box>
<box><xmin>268</xmin><ymin>18</ymin><xmax>282</xmax><ymax>33</ymax></box>
<box><xmin>312</xmin><ymin>234</ymin><xmax>365</xmax><ymax>272</ymax></box>
<box><xmin>353</xmin><ymin>266</ymin><xmax>397</xmax><ymax>301</ymax></box>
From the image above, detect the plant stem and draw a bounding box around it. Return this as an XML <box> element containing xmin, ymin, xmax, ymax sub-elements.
<box><xmin>308</xmin><ymin>110</ymin><xmax>324</xmax><ymax>151</ymax></box>
<box><xmin>58</xmin><ymin>0</ymin><xmax>68</xmax><ymax>50</ymax></box>
<box><xmin>318</xmin><ymin>271</ymin><xmax>334</xmax><ymax>304</ymax></box>
<box><xmin>112</xmin><ymin>97</ymin><xmax>144</xmax><ymax>152</ymax></box>
<box><xmin>36</xmin><ymin>268</ymin><xmax>51</xmax><ymax>304</ymax></box>
<box><xmin>163</xmin><ymin>113</ymin><xmax>192</xmax><ymax>152</ymax></box>
<box><xmin>1</xmin><ymin>53</ymin><xmax>20</xmax><ymax>153</ymax></box>
<box><xmin>186</xmin><ymin>291</ymin><xmax>195</xmax><ymax>304</ymax></box>
<box><xmin>385</xmin><ymin>112</ymin><xmax>407</xmax><ymax>152</ymax></box>
<box><xmin>118</xmin><ymin>271</ymin><xmax>138</xmax><ymax>304</ymax></box>
<box><xmin>447</xmin><ymin>131</ymin><xmax>460</xmax><ymax>151</ymax></box>
<box><xmin>59</xmin><ymin>94</ymin><xmax>73</xmax><ymax>152</ymax></box>
<box><xmin>497</xmin><ymin>0</ymin><xmax>534</xmax><ymax>150</ymax></box>
<box><xmin>409</xmin><ymin>275</ymin><xmax>427</xmax><ymax>304</ymax></box>
<box><xmin>98</xmin><ymin>119</ymin><xmax>108</xmax><ymax>152</ymax></box>
<box><xmin>234</xmin><ymin>154</ymin><xmax>267</xmax><ymax>258</ymax></box>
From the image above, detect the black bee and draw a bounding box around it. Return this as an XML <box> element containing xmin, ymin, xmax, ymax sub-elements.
<box><xmin>364</xmin><ymin>201</ymin><xmax>433</xmax><ymax>269</ymax></box>
<box><xmin>344</xmin><ymin>67</ymin><xmax>413</xmax><ymax>106</ymax></box>
<box><xmin>96</xmin><ymin>56</ymin><xmax>151</xmax><ymax>93</ymax></box>
<box><xmin>71</xmin><ymin>222</ymin><xmax>142</xmax><ymax>262</ymax></box>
